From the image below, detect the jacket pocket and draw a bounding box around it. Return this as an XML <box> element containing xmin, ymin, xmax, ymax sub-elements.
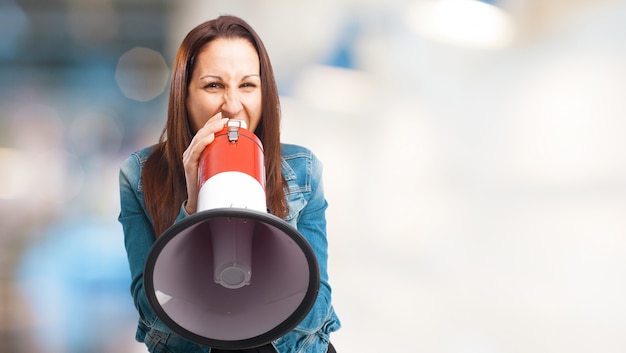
<box><xmin>144</xmin><ymin>329</ymin><xmax>173</xmax><ymax>353</ymax></box>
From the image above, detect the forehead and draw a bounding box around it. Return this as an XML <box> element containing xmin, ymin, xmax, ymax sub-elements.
<box><xmin>194</xmin><ymin>38</ymin><xmax>259</xmax><ymax>68</ymax></box>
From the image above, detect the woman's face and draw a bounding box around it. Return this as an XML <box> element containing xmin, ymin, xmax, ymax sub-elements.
<box><xmin>187</xmin><ymin>38</ymin><xmax>262</xmax><ymax>132</ymax></box>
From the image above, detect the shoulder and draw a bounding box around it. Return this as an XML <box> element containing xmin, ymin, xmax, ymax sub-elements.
<box><xmin>281</xmin><ymin>143</ymin><xmax>312</xmax><ymax>159</ymax></box>
<box><xmin>280</xmin><ymin>143</ymin><xmax>323</xmax><ymax>194</ymax></box>
<box><xmin>281</xmin><ymin>143</ymin><xmax>323</xmax><ymax>169</ymax></box>
<box><xmin>120</xmin><ymin>145</ymin><xmax>156</xmax><ymax>175</ymax></box>
<box><xmin>119</xmin><ymin>145</ymin><xmax>157</xmax><ymax>193</ymax></box>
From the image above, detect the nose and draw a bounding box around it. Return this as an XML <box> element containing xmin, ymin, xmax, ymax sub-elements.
<box><xmin>221</xmin><ymin>88</ymin><xmax>243</xmax><ymax>117</ymax></box>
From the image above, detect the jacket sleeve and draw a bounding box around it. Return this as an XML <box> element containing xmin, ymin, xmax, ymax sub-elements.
<box><xmin>118</xmin><ymin>153</ymin><xmax>185</xmax><ymax>334</ymax></box>
<box><xmin>290</xmin><ymin>153</ymin><xmax>338</xmax><ymax>336</ymax></box>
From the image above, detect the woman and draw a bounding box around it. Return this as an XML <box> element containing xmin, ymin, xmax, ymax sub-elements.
<box><xmin>118</xmin><ymin>15</ymin><xmax>340</xmax><ymax>353</ymax></box>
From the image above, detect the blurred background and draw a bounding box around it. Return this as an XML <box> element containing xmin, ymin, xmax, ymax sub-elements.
<box><xmin>1</xmin><ymin>0</ymin><xmax>626</xmax><ymax>352</ymax></box>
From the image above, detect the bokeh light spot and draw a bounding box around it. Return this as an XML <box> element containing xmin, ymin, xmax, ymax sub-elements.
<box><xmin>115</xmin><ymin>47</ymin><xmax>170</xmax><ymax>102</ymax></box>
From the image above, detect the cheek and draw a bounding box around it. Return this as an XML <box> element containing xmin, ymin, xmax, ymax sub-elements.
<box><xmin>250</xmin><ymin>93</ymin><xmax>263</xmax><ymax>120</ymax></box>
<box><xmin>187</xmin><ymin>94</ymin><xmax>215</xmax><ymax>132</ymax></box>
<box><xmin>186</xmin><ymin>99</ymin><xmax>202</xmax><ymax>132</ymax></box>
<box><xmin>248</xmin><ymin>101</ymin><xmax>263</xmax><ymax>131</ymax></box>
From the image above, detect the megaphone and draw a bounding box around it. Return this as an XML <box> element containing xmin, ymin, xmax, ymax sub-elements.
<box><xmin>144</xmin><ymin>120</ymin><xmax>320</xmax><ymax>349</ymax></box>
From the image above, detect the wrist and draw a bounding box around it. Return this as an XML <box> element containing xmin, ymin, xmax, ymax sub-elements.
<box><xmin>183</xmin><ymin>200</ymin><xmax>196</xmax><ymax>215</ymax></box>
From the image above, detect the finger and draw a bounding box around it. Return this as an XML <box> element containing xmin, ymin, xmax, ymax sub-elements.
<box><xmin>183</xmin><ymin>132</ymin><xmax>213</xmax><ymax>165</ymax></box>
<box><xmin>184</xmin><ymin>113</ymin><xmax>228</xmax><ymax>166</ymax></box>
<box><xmin>204</xmin><ymin>117</ymin><xmax>229</xmax><ymax>133</ymax></box>
<box><xmin>206</xmin><ymin>111</ymin><xmax>224</xmax><ymax>124</ymax></box>
<box><xmin>204</xmin><ymin>112</ymin><xmax>228</xmax><ymax>127</ymax></box>
<box><xmin>182</xmin><ymin>126</ymin><xmax>220</xmax><ymax>167</ymax></box>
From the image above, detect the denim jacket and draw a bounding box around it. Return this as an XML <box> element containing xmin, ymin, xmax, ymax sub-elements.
<box><xmin>118</xmin><ymin>143</ymin><xmax>340</xmax><ymax>353</ymax></box>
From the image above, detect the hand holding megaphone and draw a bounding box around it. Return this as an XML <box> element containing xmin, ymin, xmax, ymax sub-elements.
<box><xmin>182</xmin><ymin>112</ymin><xmax>230</xmax><ymax>215</ymax></box>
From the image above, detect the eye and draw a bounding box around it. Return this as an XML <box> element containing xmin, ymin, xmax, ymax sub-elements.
<box><xmin>240</xmin><ymin>82</ymin><xmax>257</xmax><ymax>90</ymax></box>
<box><xmin>204</xmin><ymin>82</ymin><xmax>222</xmax><ymax>89</ymax></box>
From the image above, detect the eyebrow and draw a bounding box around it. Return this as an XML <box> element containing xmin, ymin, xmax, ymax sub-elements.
<box><xmin>199</xmin><ymin>74</ymin><xmax>260</xmax><ymax>81</ymax></box>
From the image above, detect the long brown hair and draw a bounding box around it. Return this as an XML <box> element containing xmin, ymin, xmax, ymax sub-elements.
<box><xmin>142</xmin><ymin>15</ymin><xmax>287</xmax><ymax>237</ymax></box>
